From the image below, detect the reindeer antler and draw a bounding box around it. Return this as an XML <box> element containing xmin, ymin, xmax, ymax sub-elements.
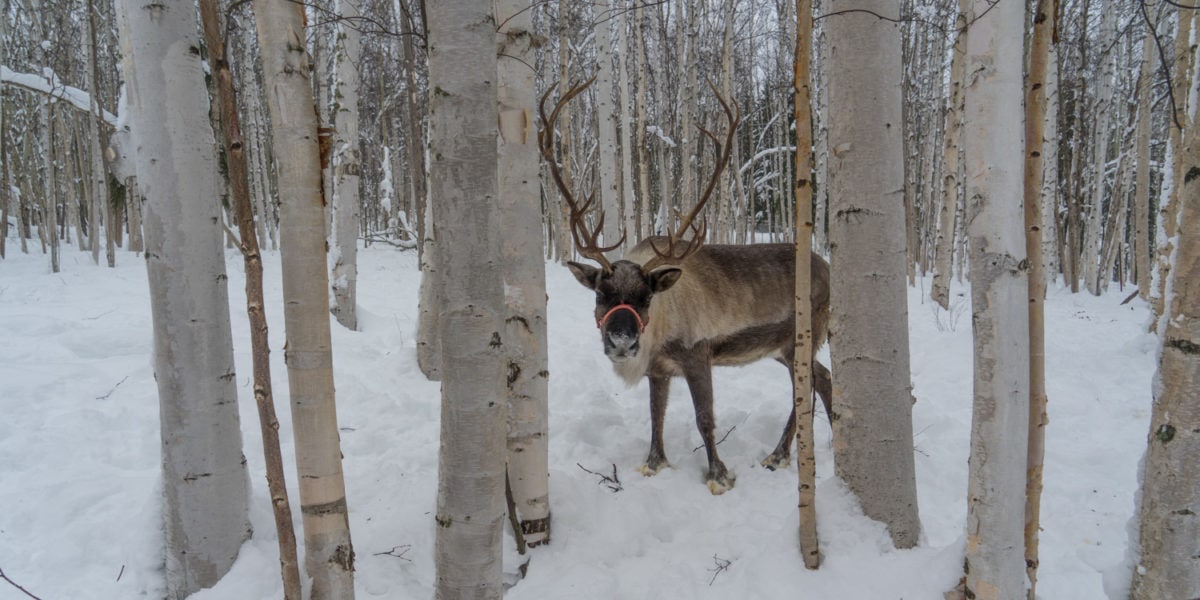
<box><xmin>538</xmin><ymin>76</ymin><xmax>625</xmax><ymax>273</ymax></box>
<box><xmin>642</xmin><ymin>79</ymin><xmax>741</xmax><ymax>273</ymax></box>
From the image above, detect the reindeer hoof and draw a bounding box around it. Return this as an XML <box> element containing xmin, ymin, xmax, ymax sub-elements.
<box><xmin>761</xmin><ymin>452</ymin><xmax>791</xmax><ymax>471</ymax></box>
<box><xmin>705</xmin><ymin>470</ymin><xmax>736</xmax><ymax>495</ymax></box>
<box><xmin>637</xmin><ymin>461</ymin><xmax>669</xmax><ymax>476</ymax></box>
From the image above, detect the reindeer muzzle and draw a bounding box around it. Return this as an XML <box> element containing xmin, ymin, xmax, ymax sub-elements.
<box><xmin>597</xmin><ymin>304</ymin><xmax>646</xmax><ymax>334</ymax></box>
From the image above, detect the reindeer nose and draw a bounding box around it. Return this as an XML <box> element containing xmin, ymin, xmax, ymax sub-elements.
<box><xmin>605</xmin><ymin>333</ymin><xmax>640</xmax><ymax>359</ymax></box>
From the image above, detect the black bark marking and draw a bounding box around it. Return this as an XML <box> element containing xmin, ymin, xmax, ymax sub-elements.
<box><xmin>1166</xmin><ymin>337</ymin><xmax>1199</xmax><ymax>354</ymax></box>
<box><xmin>1156</xmin><ymin>423</ymin><xmax>1176</xmax><ymax>444</ymax></box>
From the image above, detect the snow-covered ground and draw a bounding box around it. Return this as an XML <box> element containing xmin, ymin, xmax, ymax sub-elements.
<box><xmin>0</xmin><ymin>244</ymin><xmax>1158</xmax><ymax>599</ymax></box>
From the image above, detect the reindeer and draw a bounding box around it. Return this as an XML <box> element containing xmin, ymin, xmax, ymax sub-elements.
<box><xmin>540</xmin><ymin>79</ymin><xmax>833</xmax><ymax>495</ymax></box>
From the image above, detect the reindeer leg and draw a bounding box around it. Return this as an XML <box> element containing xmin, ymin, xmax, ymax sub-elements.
<box><xmin>682</xmin><ymin>345</ymin><xmax>733</xmax><ymax>494</ymax></box>
<box><xmin>763</xmin><ymin>357</ymin><xmax>797</xmax><ymax>470</ymax></box>
<box><xmin>638</xmin><ymin>374</ymin><xmax>671</xmax><ymax>476</ymax></box>
<box><xmin>813</xmin><ymin>360</ymin><xmax>833</xmax><ymax>424</ymax></box>
<box><xmin>763</xmin><ymin>356</ymin><xmax>833</xmax><ymax>470</ymax></box>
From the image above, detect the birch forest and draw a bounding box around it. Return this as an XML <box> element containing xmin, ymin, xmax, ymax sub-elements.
<box><xmin>1</xmin><ymin>0</ymin><xmax>1198</xmax><ymax>598</ymax></box>
<box><xmin>0</xmin><ymin>0</ymin><xmax>1183</xmax><ymax>298</ymax></box>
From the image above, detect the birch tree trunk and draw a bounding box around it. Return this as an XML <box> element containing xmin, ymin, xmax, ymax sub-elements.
<box><xmin>793</xmin><ymin>0</ymin><xmax>819</xmax><ymax>569</ymax></box>
<box><xmin>1153</xmin><ymin>7</ymin><xmax>1193</xmax><ymax>321</ymax></box>
<box><xmin>496</xmin><ymin>0</ymin><xmax>551</xmax><ymax>550</ymax></box>
<box><xmin>1130</xmin><ymin>23</ymin><xmax>1200</xmax><ymax>593</ymax></box>
<box><xmin>428</xmin><ymin>2</ymin><xmax>507</xmax><ymax>597</ymax></box>
<box><xmin>416</xmin><ymin>205</ymin><xmax>443</xmax><ymax>380</ymax></box>
<box><xmin>1082</xmin><ymin>0</ymin><xmax>1120</xmax><ymax>295</ymax></box>
<box><xmin>117</xmin><ymin>0</ymin><xmax>251</xmax><ymax>595</ymax></box>
<box><xmin>553</xmin><ymin>1</ymin><xmax>578</xmax><ymax>261</ymax></box>
<box><xmin>197</xmin><ymin>0</ymin><xmax>303</xmax><ymax>595</ymax></box>
<box><xmin>330</xmin><ymin>0</ymin><xmax>361</xmax><ymax>331</ymax></box>
<box><xmin>0</xmin><ymin>6</ymin><xmax>7</xmax><ymax>260</ymax></box>
<box><xmin>814</xmin><ymin>2</ymin><xmax>830</xmax><ymax>252</ymax></box>
<box><xmin>1041</xmin><ymin>42</ymin><xmax>1060</xmax><ymax>283</ymax></box>
<box><xmin>825</xmin><ymin>0</ymin><xmax>921</xmax><ymax>550</ymax></box>
<box><xmin>931</xmin><ymin>0</ymin><xmax>967</xmax><ymax>310</ymax></box>
<box><xmin>252</xmin><ymin>0</ymin><xmax>357</xmax><ymax>596</ymax></box>
<box><xmin>617</xmin><ymin>5</ymin><xmax>636</xmax><ymax>248</ymax></box>
<box><xmin>1133</xmin><ymin>20</ymin><xmax>1155</xmax><ymax>300</ymax></box>
<box><xmin>1023</xmin><ymin>0</ymin><xmax>1056</xmax><ymax>595</ymax></box>
<box><xmin>84</xmin><ymin>0</ymin><xmax>109</xmax><ymax>267</ymax></box>
<box><xmin>410</xmin><ymin>0</ymin><xmax>441</xmax><ymax>381</ymax></box>
<box><xmin>677</xmin><ymin>3</ymin><xmax>699</xmax><ymax>232</ymax></box>
<box><xmin>961</xmin><ymin>0</ymin><xmax>1030</xmax><ymax>592</ymax></box>
<box><xmin>634</xmin><ymin>5</ymin><xmax>652</xmax><ymax>241</ymax></box>
<box><xmin>595</xmin><ymin>1</ymin><xmax>623</xmax><ymax>250</ymax></box>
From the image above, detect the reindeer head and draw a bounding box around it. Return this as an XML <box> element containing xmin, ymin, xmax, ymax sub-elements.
<box><xmin>540</xmin><ymin>77</ymin><xmax>738</xmax><ymax>363</ymax></box>
<box><xmin>567</xmin><ymin>259</ymin><xmax>680</xmax><ymax>361</ymax></box>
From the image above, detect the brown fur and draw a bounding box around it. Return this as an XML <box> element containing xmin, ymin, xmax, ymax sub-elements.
<box><xmin>569</xmin><ymin>236</ymin><xmax>833</xmax><ymax>494</ymax></box>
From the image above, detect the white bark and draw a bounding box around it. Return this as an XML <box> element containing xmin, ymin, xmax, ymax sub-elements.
<box><xmin>634</xmin><ymin>5</ymin><xmax>652</xmax><ymax>240</ymax></box>
<box><xmin>117</xmin><ymin>0</ymin><xmax>251</xmax><ymax>595</ymax></box>
<box><xmin>931</xmin><ymin>0</ymin><xmax>967</xmax><ymax>310</ymax></box>
<box><xmin>794</xmin><ymin>0</ymin><xmax>819</xmax><ymax>568</ymax></box>
<box><xmin>429</xmin><ymin>2</ymin><xmax>506</xmax><ymax>597</ymax></box>
<box><xmin>961</xmin><ymin>0</ymin><xmax>1030</xmax><ymax>593</ymax></box>
<box><xmin>595</xmin><ymin>1</ymin><xmax>623</xmax><ymax>251</ymax></box>
<box><xmin>496</xmin><ymin>0</ymin><xmax>551</xmax><ymax>549</ymax></box>
<box><xmin>1133</xmin><ymin>23</ymin><xmax>1155</xmax><ymax>299</ymax></box>
<box><xmin>633</xmin><ymin>5</ymin><xmax>652</xmax><ymax>240</ymax></box>
<box><xmin>252</xmin><ymin>0</ymin><xmax>357</xmax><ymax>596</ymax></box>
<box><xmin>1041</xmin><ymin>42</ymin><xmax>1060</xmax><ymax>283</ymax></box>
<box><xmin>1130</xmin><ymin>19</ymin><xmax>1200</xmax><ymax>594</ymax></box>
<box><xmin>825</xmin><ymin>0</ymin><xmax>921</xmax><ymax>550</ymax></box>
<box><xmin>331</xmin><ymin>0</ymin><xmax>361</xmax><ymax>330</ymax></box>
<box><xmin>416</xmin><ymin>203</ymin><xmax>442</xmax><ymax>380</ymax></box>
<box><xmin>1153</xmin><ymin>8</ymin><xmax>1193</xmax><ymax>320</ymax></box>
<box><xmin>1082</xmin><ymin>0</ymin><xmax>1120</xmax><ymax>295</ymax></box>
<box><xmin>84</xmin><ymin>0</ymin><xmax>108</xmax><ymax>266</ymax></box>
<box><xmin>617</xmin><ymin>5</ymin><xmax>637</xmax><ymax>248</ymax></box>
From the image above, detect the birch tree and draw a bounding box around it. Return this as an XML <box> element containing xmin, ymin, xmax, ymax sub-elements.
<box><xmin>594</xmin><ymin>1</ymin><xmax>623</xmax><ymax>250</ymax></box>
<box><xmin>793</xmin><ymin>0</ymin><xmax>818</xmax><ymax>569</ymax></box>
<box><xmin>824</xmin><ymin>0</ymin><xmax>921</xmax><ymax>550</ymax></box>
<box><xmin>252</xmin><ymin>0</ymin><xmax>357</xmax><ymax>596</ymax></box>
<box><xmin>961</xmin><ymin>0</ymin><xmax>1030</xmax><ymax>592</ymax></box>
<box><xmin>83</xmin><ymin>0</ymin><xmax>109</xmax><ymax>267</ymax></box>
<box><xmin>1133</xmin><ymin>15</ymin><xmax>1155</xmax><ymax>300</ymax></box>
<box><xmin>428</xmin><ymin>1</ymin><xmax>507</xmax><ymax>596</ymax></box>
<box><xmin>931</xmin><ymin>0</ymin><xmax>967</xmax><ymax>309</ymax></box>
<box><xmin>197</xmin><ymin>0</ymin><xmax>303</xmax><ymax>594</ymax></box>
<box><xmin>116</xmin><ymin>0</ymin><xmax>251</xmax><ymax>595</ymax></box>
<box><xmin>1081</xmin><ymin>0</ymin><xmax>1120</xmax><ymax>295</ymax></box>
<box><xmin>330</xmin><ymin>0</ymin><xmax>361</xmax><ymax>331</ymax></box>
<box><xmin>1152</xmin><ymin>7</ymin><xmax>1192</xmax><ymax>320</ymax></box>
<box><xmin>1130</xmin><ymin>38</ymin><xmax>1200</xmax><ymax>597</ymax></box>
<box><xmin>496</xmin><ymin>0</ymin><xmax>551</xmax><ymax>551</ymax></box>
<box><xmin>1023</xmin><ymin>0</ymin><xmax>1056</xmax><ymax>594</ymax></box>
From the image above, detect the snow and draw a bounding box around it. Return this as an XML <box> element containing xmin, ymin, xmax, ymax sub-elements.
<box><xmin>0</xmin><ymin>65</ymin><xmax>119</xmax><ymax>126</ymax></box>
<box><xmin>0</xmin><ymin>244</ymin><xmax>1158</xmax><ymax>599</ymax></box>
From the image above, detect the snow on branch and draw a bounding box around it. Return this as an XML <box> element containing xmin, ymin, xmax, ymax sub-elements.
<box><xmin>1</xmin><ymin>65</ymin><xmax>118</xmax><ymax>126</ymax></box>
<box><xmin>739</xmin><ymin>145</ymin><xmax>796</xmax><ymax>177</ymax></box>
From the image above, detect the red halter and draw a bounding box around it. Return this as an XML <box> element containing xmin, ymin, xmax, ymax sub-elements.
<box><xmin>597</xmin><ymin>304</ymin><xmax>646</xmax><ymax>333</ymax></box>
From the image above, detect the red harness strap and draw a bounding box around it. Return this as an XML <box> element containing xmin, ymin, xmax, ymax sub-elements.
<box><xmin>597</xmin><ymin>304</ymin><xmax>646</xmax><ymax>333</ymax></box>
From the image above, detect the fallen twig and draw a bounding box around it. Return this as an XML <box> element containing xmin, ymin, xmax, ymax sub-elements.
<box><xmin>96</xmin><ymin>375</ymin><xmax>130</xmax><ymax>400</ymax></box>
<box><xmin>577</xmin><ymin>463</ymin><xmax>623</xmax><ymax>492</ymax></box>
<box><xmin>707</xmin><ymin>554</ymin><xmax>732</xmax><ymax>586</ymax></box>
<box><xmin>693</xmin><ymin>425</ymin><xmax>736</xmax><ymax>453</ymax></box>
<box><xmin>0</xmin><ymin>567</ymin><xmax>44</xmax><ymax>600</ymax></box>
<box><xmin>373</xmin><ymin>545</ymin><xmax>413</xmax><ymax>561</ymax></box>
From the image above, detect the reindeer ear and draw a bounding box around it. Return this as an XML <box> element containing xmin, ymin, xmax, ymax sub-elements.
<box><xmin>567</xmin><ymin>261</ymin><xmax>601</xmax><ymax>290</ymax></box>
<box><xmin>648</xmin><ymin>267</ymin><xmax>682</xmax><ymax>293</ymax></box>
